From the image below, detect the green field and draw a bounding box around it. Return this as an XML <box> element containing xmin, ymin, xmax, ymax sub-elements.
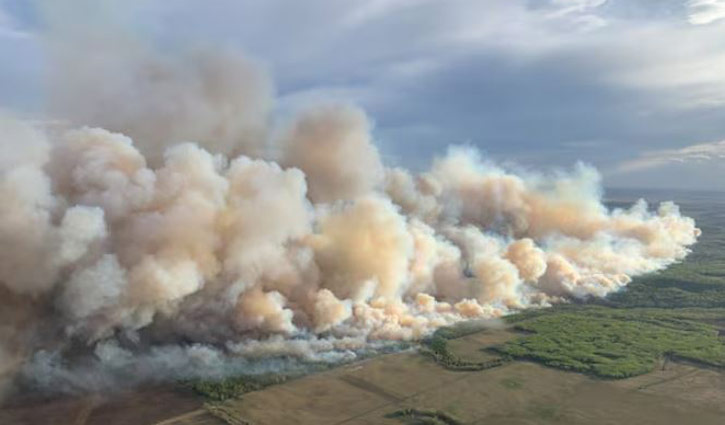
<box><xmin>498</xmin><ymin>307</ymin><xmax>725</xmax><ymax>378</ymax></box>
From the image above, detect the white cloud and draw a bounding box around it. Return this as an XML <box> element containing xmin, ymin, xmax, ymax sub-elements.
<box><xmin>548</xmin><ymin>0</ymin><xmax>608</xmax><ymax>17</ymax></box>
<box><xmin>617</xmin><ymin>140</ymin><xmax>725</xmax><ymax>173</ymax></box>
<box><xmin>543</xmin><ymin>0</ymin><xmax>608</xmax><ymax>31</ymax></box>
<box><xmin>605</xmin><ymin>24</ymin><xmax>725</xmax><ymax>108</ymax></box>
<box><xmin>688</xmin><ymin>0</ymin><xmax>725</xmax><ymax>25</ymax></box>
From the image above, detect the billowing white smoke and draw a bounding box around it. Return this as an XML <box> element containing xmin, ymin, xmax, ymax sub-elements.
<box><xmin>0</xmin><ymin>10</ymin><xmax>700</xmax><ymax>394</ymax></box>
<box><xmin>0</xmin><ymin>106</ymin><xmax>699</xmax><ymax>395</ymax></box>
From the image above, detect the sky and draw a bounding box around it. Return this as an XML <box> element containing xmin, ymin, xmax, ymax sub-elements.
<box><xmin>1</xmin><ymin>0</ymin><xmax>725</xmax><ymax>190</ymax></box>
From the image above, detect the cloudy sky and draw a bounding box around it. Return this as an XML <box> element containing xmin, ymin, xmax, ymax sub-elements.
<box><xmin>1</xmin><ymin>0</ymin><xmax>725</xmax><ymax>190</ymax></box>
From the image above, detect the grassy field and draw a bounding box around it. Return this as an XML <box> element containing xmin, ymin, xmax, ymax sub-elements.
<box><xmin>192</xmin><ymin>330</ymin><xmax>725</xmax><ymax>425</ymax></box>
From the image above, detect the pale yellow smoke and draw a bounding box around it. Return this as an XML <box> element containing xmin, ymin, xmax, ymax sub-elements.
<box><xmin>310</xmin><ymin>196</ymin><xmax>414</xmax><ymax>301</ymax></box>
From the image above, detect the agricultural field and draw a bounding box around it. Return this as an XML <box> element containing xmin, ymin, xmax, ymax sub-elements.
<box><xmin>152</xmin><ymin>322</ymin><xmax>725</xmax><ymax>425</ymax></box>
<box><xmin>3</xmin><ymin>313</ymin><xmax>725</xmax><ymax>425</ymax></box>
<box><xmin>3</xmin><ymin>313</ymin><xmax>724</xmax><ymax>425</ymax></box>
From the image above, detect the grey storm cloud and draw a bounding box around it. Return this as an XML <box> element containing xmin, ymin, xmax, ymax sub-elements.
<box><xmin>0</xmin><ymin>0</ymin><xmax>725</xmax><ymax>189</ymax></box>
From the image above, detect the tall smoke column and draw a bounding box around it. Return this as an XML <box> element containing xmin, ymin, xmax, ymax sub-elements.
<box><xmin>0</xmin><ymin>0</ymin><xmax>701</xmax><ymax>398</ymax></box>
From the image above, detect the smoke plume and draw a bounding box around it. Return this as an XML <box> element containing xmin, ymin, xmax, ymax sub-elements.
<box><xmin>0</xmin><ymin>4</ymin><xmax>700</xmax><ymax>398</ymax></box>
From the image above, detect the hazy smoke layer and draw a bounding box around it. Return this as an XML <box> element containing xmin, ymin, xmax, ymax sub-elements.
<box><xmin>45</xmin><ymin>10</ymin><xmax>273</xmax><ymax>164</ymax></box>
<box><xmin>0</xmin><ymin>6</ymin><xmax>700</xmax><ymax>395</ymax></box>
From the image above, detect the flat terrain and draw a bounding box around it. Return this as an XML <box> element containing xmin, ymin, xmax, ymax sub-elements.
<box><xmin>164</xmin><ymin>327</ymin><xmax>725</xmax><ymax>425</ymax></box>
<box><xmin>0</xmin><ymin>386</ymin><xmax>206</xmax><ymax>425</ymax></box>
<box><xmin>6</xmin><ymin>326</ymin><xmax>721</xmax><ymax>425</ymax></box>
